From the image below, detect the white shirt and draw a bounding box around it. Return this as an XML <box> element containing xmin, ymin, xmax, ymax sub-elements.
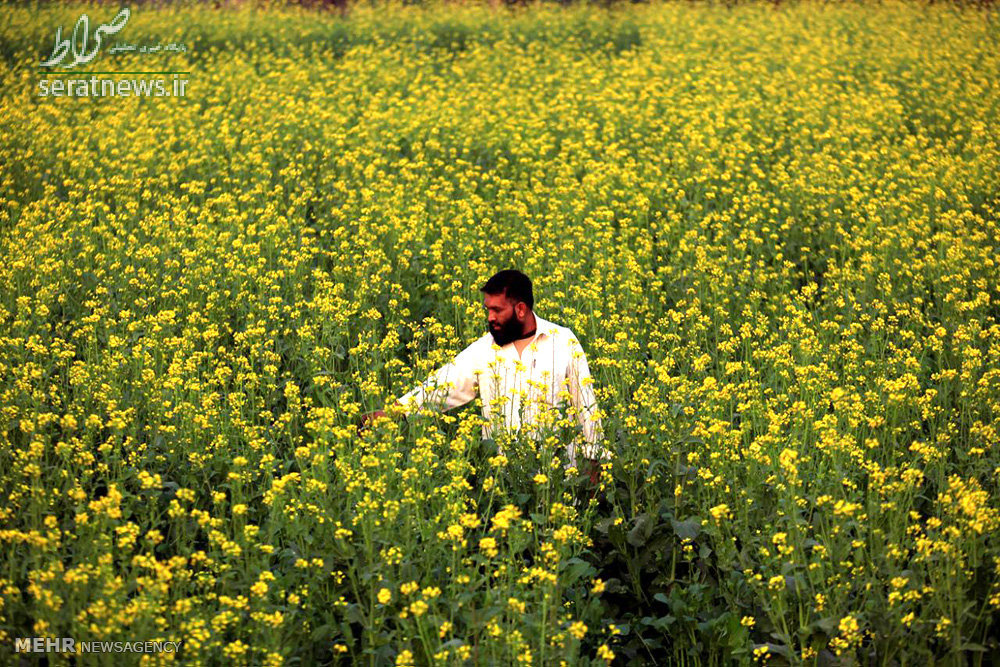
<box><xmin>395</xmin><ymin>314</ymin><xmax>608</xmax><ymax>466</ymax></box>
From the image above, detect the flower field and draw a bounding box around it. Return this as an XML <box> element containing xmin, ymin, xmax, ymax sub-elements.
<box><xmin>1</xmin><ymin>0</ymin><xmax>999</xmax><ymax>663</ymax></box>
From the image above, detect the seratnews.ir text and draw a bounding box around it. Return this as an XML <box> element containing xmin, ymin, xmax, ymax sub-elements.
<box><xmin>38</xmin><ymin>74</ymin><xmax>189</xmax><ymax>97</ymax></box>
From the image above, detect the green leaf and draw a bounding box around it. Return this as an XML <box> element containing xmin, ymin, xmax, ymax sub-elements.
<box><xmin>561</xmin><ymin>557</ymin><xmax>595</xmax><ymax>585</ymax></box>
<box><xmin>754</xmin><ymin>642</ymin><xmax>792</xmax><ymax>659</ymax></box>
<box><xmin>311</xmin><ymin>624</ymin><xmax>333</xmax><ymax>641</ymax></box>
<box><xmin>345</xmin><ymin>603</ymin><xmax>366</xmax><ymax>625</ymax></box>
<box><xmin>627</xmin><ymin>512</ymin><xmax>655</xmax><ymax>547</ymax></box>
<box><xmin>959</xmin><ymin>643</ymin><xmax>987</xmax><ymax>652</ymax></box>
<box><xmin>594</xmin><ymin>516</ymin><xmax>614</xmax><ymax>534</ymax></box>
<box><xmin>812</xmin><ymin>616</ymin><xmax>839</xmax><ymax>635</ymax></box>
<box><xmin>672</xmin><ymin>517</ymin><xmax>701</xmax><ymax>540</ymax></box>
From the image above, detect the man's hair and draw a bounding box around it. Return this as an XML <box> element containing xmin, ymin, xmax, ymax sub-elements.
<box><xmin>480</xmin><ymin>269</ymin><xmax>534</xmax><ymax>310</ymax></box>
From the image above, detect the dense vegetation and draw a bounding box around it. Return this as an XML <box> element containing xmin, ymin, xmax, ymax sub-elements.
<box><xmin>1</xmin><ymin>1</ymin><xmax>999</xmax><ymax>664</ymax></box>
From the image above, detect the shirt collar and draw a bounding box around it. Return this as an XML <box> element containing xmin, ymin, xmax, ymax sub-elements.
<box><xmin>531</xmin><ymin>314</ymin><xmax>558</xmax><ymax>339</ymax></box>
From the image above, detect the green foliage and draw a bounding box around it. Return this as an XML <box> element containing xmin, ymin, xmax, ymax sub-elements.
<box><xmin>1</xmin><ymin>0</ymin><xmax>999</xmax><ymax>664</ymax></box>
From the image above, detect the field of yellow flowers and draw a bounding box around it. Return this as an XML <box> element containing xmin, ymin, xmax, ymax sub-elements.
<box><xmin>1</xmin><ymin>0</ymin><xmax>999</xmax><ymax>664</ymax></box>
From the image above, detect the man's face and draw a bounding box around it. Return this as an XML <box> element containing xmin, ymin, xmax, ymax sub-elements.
<box><xmin>484</xmin><ymin>292</ymin><xmax>525</xmax><ymax>346</ymax></box>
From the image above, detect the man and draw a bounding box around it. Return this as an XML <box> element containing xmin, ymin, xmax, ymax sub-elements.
<box><xmin>362</xmin><ymin>269</ymin><xmax>609</xmax><ymax>483</ymax></box>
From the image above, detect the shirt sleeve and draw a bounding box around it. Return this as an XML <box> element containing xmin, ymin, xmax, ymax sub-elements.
<box><xmin>395</xmin><ymin>343</ymin><xmax>479</xmax><ymax>416</ymax></box>
<box><xmin>566</xmin><ymin>334</ymin><xmax>609</xmax><ymax>461</ymax></box>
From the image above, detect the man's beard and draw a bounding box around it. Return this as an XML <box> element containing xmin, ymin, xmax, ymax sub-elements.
<box><xmin>487</xmin><ymin>315</ymin><xmax>524</xmax><ymax>346</ymax></box>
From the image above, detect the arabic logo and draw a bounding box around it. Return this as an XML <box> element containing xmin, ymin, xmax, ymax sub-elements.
<box><xmin>40</xmin><ymin>8</ymin><xmax>130</xmax><ymax>69</ymax></box>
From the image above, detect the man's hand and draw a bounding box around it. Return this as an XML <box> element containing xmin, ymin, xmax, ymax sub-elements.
<box><xmin>358</xmin><ymin>409</ymin><xmax>388</xmax><ymax>434</ymax></box>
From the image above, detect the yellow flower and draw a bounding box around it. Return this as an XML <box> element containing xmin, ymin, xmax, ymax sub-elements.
<box><xmin>480</xmin><ymin>537</ymin><xmax>499</xmax><ymax>558</ymax></box>
<box><xmin>839</xmin><ymin>615</ymin><xmax>860</xmax><ymax>635</ymax></box>
<box><xmin>377</xmin><ymin>588</ymin><xmax>392</xmax><ymax>605</ymax></box>
<box><xmin>709</xmin><ymin>503</ymin><xmax>732</xmax><ymax>523</ymax></box>
<box><xmin>492</xmin><ymin>505</ymin><xmax>522</xmax><ymax>532</ymax></box>
<box><xmin>223</xmin><ymin>640</ymin><xmax>248</xmax><ymax>658</ymax></box>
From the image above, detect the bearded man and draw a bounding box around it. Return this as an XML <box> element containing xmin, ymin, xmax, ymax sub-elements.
<box><xmin>362</xmin><ymin>269</ymin><xmax>608</xmax><ymax>482</ymax></box>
